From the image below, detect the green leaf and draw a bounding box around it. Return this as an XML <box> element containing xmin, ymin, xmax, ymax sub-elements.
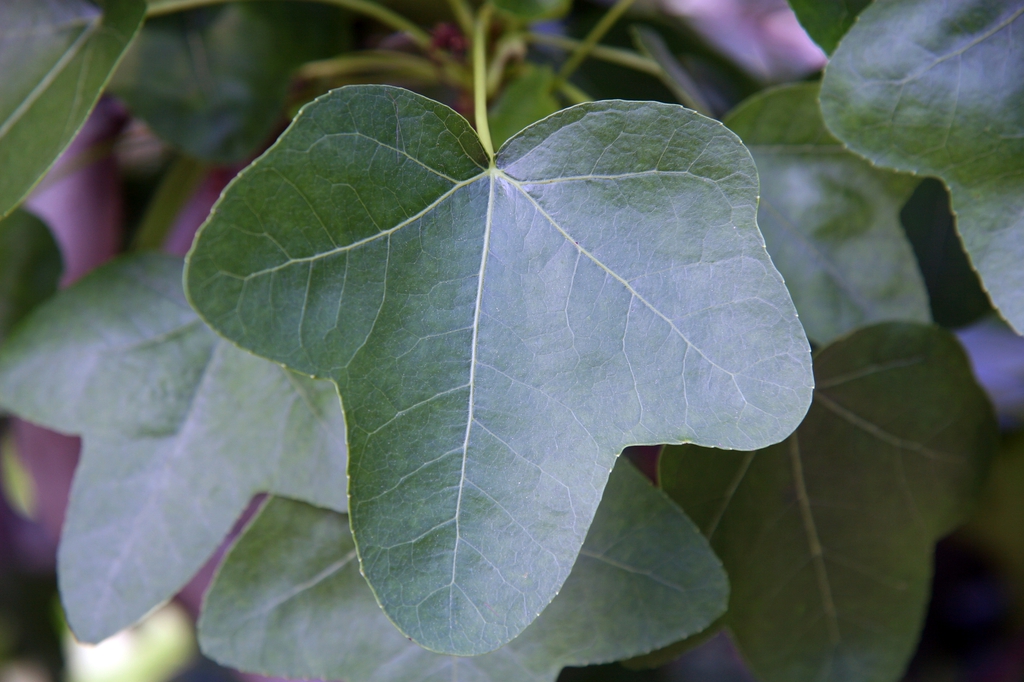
<box><xmin>0</xmin><ymin>254</ymin><xmax>347</xmax><ymax>643</ymax></box>
<box><xmin>110</xmin><ymin>2</ymin><xmax>348</xmax><ymax>164</ymax></box>
<box><xmin>725</xmin><ymin>83</ymin><xmax>930</xmax><ymax>345</ymax></box>
<box><xmin>493</xmin><ymin>0</ymin><xmax>572</xmax><ymax>21</ymax></box>
<box><xmin>488</xmin><ymin>64</ymin><xmax>560</xmax><ymax>151</ymax></box>
<box><xmin>0</xmin><ymin>0</ymin><xmax>146</xmax><ymax>219</ymax></box>
<box><xmin>787</xmin><ymin>0</ymin><xmax>870</xmax><ymax>54</ymax></box>
<box><xmin>0</xmin><ymin>210</ymin><xmax>62</xmax><ymax>345</ymax></box>
<box><xmin>198</xmin><ymin>458</ymin><xmax>727</xmax><ymax>682</ymax></box>
<box><xmin>820</xmin><ymin>1</ymin><xmax>1024</xmax><ymax>332</ymax></box>
<box><xmin>185</xmin><ymin>85</ymin><xmax>812</xmax><ymax>655</ymax></box>
<box><xmin>660</xmin><ymin>322</ymin><xmax>997</xmax><ymax>682</ymax></box>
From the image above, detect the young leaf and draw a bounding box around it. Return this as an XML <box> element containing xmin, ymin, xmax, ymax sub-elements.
<box><xmin>199</xmin><ymin>459</ymin><xmax>727</xmax><ymax>682</ymax></box>
<box><xmin>660</xmin><ymin>322</ymin><xmax>997</xmax><ymax>682</ymax></box>
<box><xmin>0</xmin><ymin>0</ymin><xmax>146</xmax><ymax>218</ymax></box>
<box><xmin>488</xmin><ymin>64</ymin><xmax>560</xmax><ymax>150</ymax></box>
<box><xmin>787</xmin><ymin>0</ymin><xmax>870</xmax><ymax>54</ymax></box>
<box><xmin>0</xmin><ymin>210</ymin><xmax>62</xmax><ymax>344</ymax></box>
<box><xmin>110</xmin><ymin>2</ymin><xmax>349</xmax><ymax>164</ymax></box>
<box><xmin>820</xmin><ymin>0</ymin><xmax>1024</xmax><ymax>332</ymax></box>
<box><xmin>725</xmin><ymin>83</ymin><xmax>930</xmax><ymax>345</ymax></box>
<box><xmin>184</xmin><ymin>85</ymin><xmax>813</xmax><ymax>655</ymax></box>
<box><xmin>0</xmin><ymin>254</ymin><xmax>347</xmax><ymax>643</ymax></box>
<box><xmin>493</xmin><ymin>0</ymin><xmax>572</xmax><ymax>21</ymax></box>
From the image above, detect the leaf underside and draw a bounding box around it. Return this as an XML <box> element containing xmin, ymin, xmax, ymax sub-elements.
<box><xmin>725</xmin><ymin>83</ymin><xmax>930</xmax><ymax>345</ymax></box>
<box><xmin>660</xmin><ymin>322</ymin><xmax>997</xmax><ymax>682</ymax></box>
<box><xmin>0</xmin><ymin>0</ymin><xmax>146</xmax><ymax>218</ymax></box>
<box><xmin>0</xmin><ymin>254</ymin><xmax>347</xmax><ymax>643</ymax></box>
<box><xmin>185</xmin><ymin>85</ymin><xmax>813</xmax><ymax>655</ymax></box>
<box><xmin>0</xmin><ymin>209</ymin><xmax>62</xmax><ymax>344</ymax></box>
<box><xmin>199</xmin><ymin>459</ymin><xmax>727</xmax><ymax>682</ymax></box>
<box><xmin>821</xmin><ymin>0</ymin><xmax>1024</xmax><ymax>331</ymax></box>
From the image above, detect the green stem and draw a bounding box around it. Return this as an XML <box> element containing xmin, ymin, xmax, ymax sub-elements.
<box><xmin>555</xmin><ymin>0</ymin><xmax>637</xmax><ymax>84</ymax></box>
<box><xmin>486</xmin><ymin>33</ymin><xmax>526</xmax><ymax>95</ymax></box>
<box><xmin>446</xmin><ymin>0</ymin><xmax>476</xmax><ymax>39</ymax></box>
<box><xmin>132</xmin><ymin>156</ymin><xmax>208</xmax><ymax>252</ymax></box>
<box><xmin>299</xmin><ymin>50</ymin><xmax>470</xmax><ymax>88</ymax></box>
<box><xmin>147</xmin><ymin>0</ymin><xmax>433</xmax><ymax>51</ymax></box>
<box><xmin>527</xmin><ymin>32</ymin><xmax>659</xmax><ymax>76</ymax></box>
<box><xmin>558</xmin><ymin>80</ymin><xmax>593</xmax><ymax>105</ymax></box>
<box><xmin>473</xmin><ymin>4</ymin><xmax>496</xmax><ymax>160</ymax></box>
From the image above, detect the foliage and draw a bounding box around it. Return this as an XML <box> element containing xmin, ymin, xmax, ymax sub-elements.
<box><xmin>0</xmin><ymin>0</ymin><xmax>1017</xmax><ymax>681</ymax></box>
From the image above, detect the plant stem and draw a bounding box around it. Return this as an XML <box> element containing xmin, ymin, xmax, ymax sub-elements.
<box><xmin>299</xmin><ymin>50</ymin><xmax>470</xmax><ymax>88</ymax></box>
<box><xmin>446</xmin><ymin>0</ymin><xmax>476</xmax><ymax>39</ymax></box>
<box><xmin>486</xmin><ymin>33</ymin><xmax>527</xmax><ymax>95</ymax></box>
<box><xmin>147</xmin><ymin>0</ymin><xmax>433</xmax><ymax>51</ymax></box>
<box><xmin>558</xmin><ymin>80</ymin><xmax>593</xmax><ymax>105</ymax></box>
<box><xmin>527</xmin><ymin>32</ymin><xmax>659</xmax><ymax>76</ymax></box>
<box><xmin>132</xmin><ymin>156</ymin><xmax>208</xmax><ymax>252</ymax></box>
<box><xmin>555</xmin><ymin>0</ymin><xmax>637</xmax><ymax>84</ymax></box>
<box><xmin>473</xmin><ymin>4</ymin><xmax>496</xmax><ymax>160</ymax></box>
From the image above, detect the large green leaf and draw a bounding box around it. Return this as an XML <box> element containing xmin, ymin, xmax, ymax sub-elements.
<box><xmin>0</xmin><ymin>210</ymin><xmax>62</xmax><ymax>344</ymax></box>
<box><xmin>184</xmin><ymin>85</ymin><xmax>812</xmax><ymax>655</ymax></box>
<box><xmin>199</xmin><ymin>458</ymin><xmax>727</xmax><ymax>682</ymax></box>
<box><xmin>725</xmin><ymin>83</ymin><xmax>929</xmax><ymax>345</ymax></box>
<box><xmin>820</xmin><ymin>0</ymin><xmax>1024</xmax><ymax>331</ymax></box>
<box><xmin>787</xmin><ymin>0</ymin><xmax>870</xmax><ymax>54</ymax></box>
<box><xmin>111</xmin><ymin>2</ymin><xmax>349</xmax><ymax>164</ymax></box>
<box><xmin>660</xmin><ymin>322</ymin><xmax>997</xmax><ymax>682</ymax></box>
<box><xmin>0</xmin><ymin>0</ymin><xmax>146</xmax><ymax>218</ymax></box>
<box><xmin>0</xmin><ymin>254</ymin><xmax>347</xmax><ymax>643</ymax></box>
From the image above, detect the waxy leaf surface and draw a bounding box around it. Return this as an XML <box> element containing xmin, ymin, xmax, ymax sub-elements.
<box><xmin>660</xmin><ymin>322</ymin><xmax>997</xmax><ymax>682</ymax></box>
<box><xmin>0</xmin><ymin>0</ymin><xmax>145</xmax><ymax>218</ymax></box>
<box><xmin>0</xmin><ymin>210</ymin><xmax>62</xmax><ymax>344</ymax></box>
<box><xmin>185</xmin><ymin>85</ymin><xmax>812</xmax><ymax>655</ymax></box>
<box><xmin>0</xmin><ymin>254</ymin><xmax>347</xmax><ymax>643</ymax></box>
<box><xmin>726</xmin><ymin>84</ymin><xmax>929</xmax><ymax>345</ymax></box>
<box><xmin>821</xmin><ymin>0</ymin><xmax>1024</xmax><ymax>331</ymax></box>
<box><xmin>788</xmin><ymin>0</ymin><xmax>869</xmax><ymax>54</ymax></box>
<box><xmin>199</xmin><ymin>459</ymin><xmax>727</xmax><ymax>682</ymax></box>
<box><xmin>111</xmin><ymin>2</ymin><xmax>349</xmax><ymax>163</ymax></box>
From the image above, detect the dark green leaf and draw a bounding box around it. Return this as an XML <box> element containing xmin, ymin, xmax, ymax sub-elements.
<box><xmin>493</xmin><ymin>0</ymin><xmax>572</xmax><ymax>21</ymax></box>
<box><xmin>820</xmin><ymin>0</ymin><xmax>1024</xmax><ymax>331</ymax></box>
<box><xmin>0</xmin><ymin>210</ymin><xmax>62</xmax><ymax>344</ymax></box>
<box><xmin>788</xmin><ymin>0</ymin><xmax>870</xmax><ymax>54</ymax></box>
<box><xmin>0</xmin><ymin>254</ymin><xmax>347</xmax><ymax>643</ymax></box>
<box><xmin>111</xmin><ymin>2</ymin><xmax>349</xmax><ymax>164</ymax></box>
<box><xmin>660</xmin><ymin>322</ymin><xmax>997</xmax><ymax>682</ymax></box>
<box><xmin>726</xmin><ymin>83</ymin><xmax>930</xmax><ymax>345</ymax></box>
<box><xmin>185</xmin><ymin>85</ymin><xmax>812</xmax><ymax>655</ymax></box>
<box><xmin>199</xmin><ymin>459</ymin><xmax>727</xmax><ymax>682</ymax></box>
<box><xmin>0</xmin><ymin>0</ymin><xmax>146</xmax><ymax>218</ymax></box>
<box><xmin>489</xmin><ymin>64</ymin><xmax>560</xmax><ymax>150</ymax></box>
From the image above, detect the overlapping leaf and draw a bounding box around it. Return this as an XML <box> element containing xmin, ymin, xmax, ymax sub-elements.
<box><xmin>184</xmin><ymin>85</ymin><xmax>813</xmax><ymax>654</ymax></box>
<box><xmin>726</xmin><ymin>83</ymin><xmax>930</xmax><ymax>345</ymax></box>
<box><xmin>0</xmin><ymin>210</ymin><xmax>62</xmax><ymax>344</ymax></box>
<box><xmin>199</xmin><ymin>459</ymin><xmax>727</xmax><ymax>682</ymax></box>
<box><xmin>820</xmin><ymin>0</ymin><xmax>1024</xmax><ymax>331</ymax></box>
<box><xmin>0</xmin><ymin>0</ymin><xmax>145</xmax><ymax>218</ymax></box>
<box><xmin>0</xmin><ymin>254</ymin><xmax>347</xmax><ymax>643</ymax></box>
<box><xmin>110</xmin><ymin>2</ymin><xmax>349</xmax><ymax>163</ymax></box>
<box><xmin>787</xmin><ymin>0</ymin><xmax>869</xmax><ymax>54</ymax></box>
<box><xmin>660</xmin><ymin>322</ymin><xmax>997</xmax><ymax>682</ymax></box>
<box><xmin>488</xmin><ymin>64</ymin><xmax>560</xmax><ymax>150</ymax></box>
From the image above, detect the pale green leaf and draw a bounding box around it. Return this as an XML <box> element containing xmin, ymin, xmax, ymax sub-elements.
<box><xmin>788</xmin><ymin>0</ymin><xmax>870</xmax><ymax>54</ymax></box>
<box><xmin>725</xmin><ymin>83</ymin><xmax>930</xmax><ymax>345</ymax></box>
<box><xmin>493</xmin><ymin>0</ymin><xmax>572</xmax><ymax>21</ymax></box>
<box><xmin>489</xmin><ymin>64</ymin><xmax>560</xmax><ymax>151</ymax></box>
<box><xmin>660</xmin><ymin>322</ymin><xmax>997</xmax><ymax>682</ymax></box>
<box><xmin>0</xmin><ymin>210</ymin><xmax>62</xmax><ymax>344</ymax></box>
<box><xmin>0</xmin><ymin>254</ymin><xmax>347</xmax><ymax>643</ymax></box>
<box><xmin>198</xmin><ymin>459</ymin><xmax>727</xmax><ymax>682</ymax></box>
<box><xmin>0</xmin><ymin>0</ymin><xmax>146</xmax><ymax>218</ymax></box>
<box><xmin>820</xmin><ymin>0</ymin><xmax>1024</xmax><ymax>331</ymax></box>
<box><xmin>111</xmin><ymin>2</ymin><xmax>349</xmax><ymax>163</ymax></box>
<box><xmin>184</xmin><ymin>85</ymin><xmax>812</xmax><ymax>655</ymax></box>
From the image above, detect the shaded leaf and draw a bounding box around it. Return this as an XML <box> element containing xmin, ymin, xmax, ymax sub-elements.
<box><xmin>199</xmin><ymin>459</ymin><xmax>727</xmax><ymax>682</ymax></box>
<box><xmin>820</xmin><ymin>0</ymin><xmax>1024</xmax><ymax>331</ymax></box>
<box><xmin>185</xmin><ymin>85</ymin><xmax>812</xmax><ymax>655</ymax></box>
<box><xmin>489</xmin><ymin>64</ymin><xmax>560</xmax><ymax>150</ymax></box>
<box><xmin>660</xmin><ymin>322</ymin><xmax>997</xmax><ymax>682</ymax></box>
<box><xmin>0</xmin><ymin>0</ymin><xmax>145</xmax><ymax>218</ymax></box>
<box><xmin>111</xmin><ymin>2</ymin><xmax>349</xmax><ymax>164</ymax></box>
<box><xmin>726</xmin><ymin>83</ymin><xmax>930</xmax><ymax>345</ymax></box>
<box><xmin>788</xmin><ymin>0</ymin><xmax>870</xmax><ymax>54</ymax></box>
<box><xmin>0</xmin><ymin>254</ymin><xmax>347</xmax><ymax>643</ymax></box>
<box><xmin>493</xmin><ymin>0</ymin><xmax>572</xmax><ymax>21</ymax></box>
<box><xmin>0</xmin><ymin>210</ymin><xmax>62</xmax><ymax>344</ymax></box>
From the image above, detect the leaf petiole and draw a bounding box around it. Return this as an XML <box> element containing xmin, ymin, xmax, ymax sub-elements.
<box><xmin>473</xmin><ymin>3</ymin><xmax>496</xmax><ymax>160</ymax></box>
<box><xmin>555</xmin><ymin>0</ymin><xmax>638</xmax><ymax>86</ymax></box>
<box><xmin>527</xmin><ymin>32</ymin><xmax>660</xmax><ymax>77</ymax></box>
